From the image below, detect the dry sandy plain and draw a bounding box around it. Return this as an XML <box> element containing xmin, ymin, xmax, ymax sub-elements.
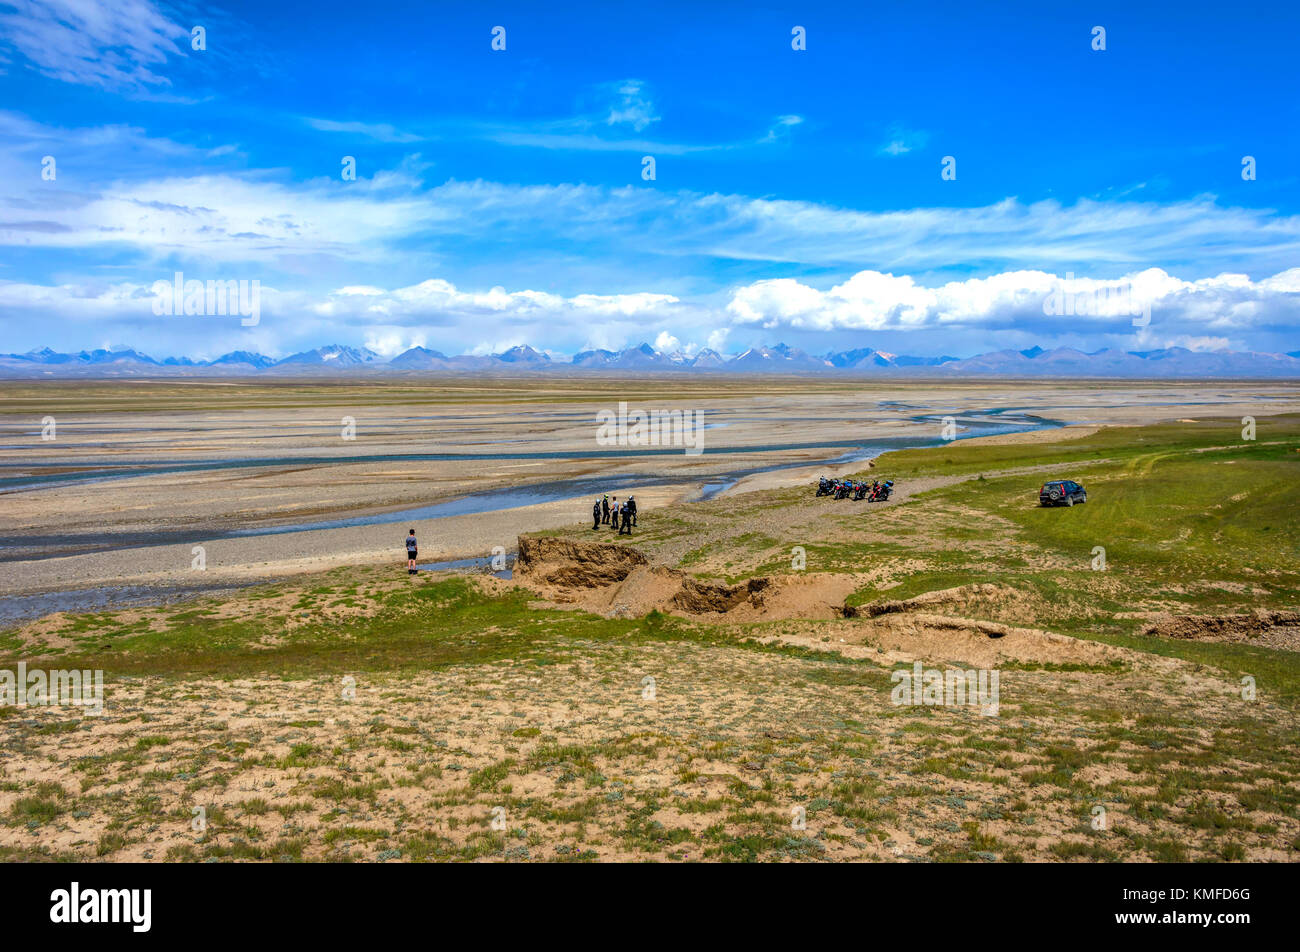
<box><xmin>2</xmin><ymin>378</ymin><xmax>1294</xmax><ymax>604</ymax></box>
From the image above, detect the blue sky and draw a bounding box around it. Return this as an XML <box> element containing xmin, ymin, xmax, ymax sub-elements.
<box><xmin>1</xmin><ymin>0</ymin><xmax>1297</xmax><ymax>359</ymax></box>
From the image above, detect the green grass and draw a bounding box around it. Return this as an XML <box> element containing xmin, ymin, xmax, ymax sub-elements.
<box><xmin>3</xmin><ymin>576</ymin><xmax>697</xmax><ymax>679</ymax></box>
<box><xmin>877</xmin><ymin>414</ymin><xmax>1300</xmax><ymax>479</ymax></box>
<box><xmin>5</xmin><ymin>572</ymin><xmax>905</xmax><ymax>701</ymax></box>
<box><xmin>830</xmin><ymin>417</ymin><xmax>1300</xmax><ymax>694</ymax></box>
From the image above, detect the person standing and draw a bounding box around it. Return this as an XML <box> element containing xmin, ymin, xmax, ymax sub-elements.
<box><xmin>592</xmin><ymin>498</ymin><xmax>602</xmax><ymax>530</ymax></box>
<box><xmin>619</xmin><ymin>502</ymin><xmax>633</xmax><ymax>535</ymax></box>
<box><xmin>601</xmin><ymin>494</ymin><xmax>610</xmax><ymax>525</ymax></box>
<box><xmin>626</xmin><ymin>495</ymin><xmax>637</xmax><ymax>527</ymax></box>
<box><xmin>610</xmin><ymin>498</ymin><xmax>620</xmax><ymax>532</ymax></box>
<box><xmin>405</xmin><ymin>529</ymin><xmax>418</xmax><ymax>575</ymax></box>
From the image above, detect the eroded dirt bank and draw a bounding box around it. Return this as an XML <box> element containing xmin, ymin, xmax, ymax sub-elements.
<box><xmin>512</xmin><ymin>537</ymin><xmax>1124</xmax><ymax>667</ymax></box>
<box><xmin>1141</xmin><ymin>609</ymin><xmax>1300</xmax><ymax>652</ymax></box>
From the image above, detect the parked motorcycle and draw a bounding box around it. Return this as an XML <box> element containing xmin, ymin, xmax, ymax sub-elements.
<box><xmin>817</xmin><ymin>476</ymin><xmax>893</xmax><ymax>501</ymax></box>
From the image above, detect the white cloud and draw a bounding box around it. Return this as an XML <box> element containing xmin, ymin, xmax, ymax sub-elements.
<box><xmin>485</xmin><ymin>130</ymin><xmax>722</xmax><ymax>155</ymax></box>
<box><xmin>759</xmin><ymin>115</ymin><xmax>804</xmax><ymax>143</ymax></box>
<box><xmin>1152</xmin><ymin>335</ymin><xmax>1233</xmax><ymax>352</ymax></box>
<box><xmin>469</xmin><ymin>337</ymin><xmax>528</xmax><ymax>356</ymax></box>
<box><xmin>0</xmin><ymin>272</ymin><xmax>703</xmax><ymax>360</ymax></box>
<box><xmin>0</xmin><ymin>0</ymin><xmax>185</xmax><ymax>91</ymax></box>
<box><xmin>604</xmin><ymin>80</ymin><xmax>660</xmax><ymax>132</ymax></box>
<box><xmin>304</xmin><ymin>118</ymin><xmax>423</xmax><ymax>143</ymax></box>
<box><xmin>3</xmin><ymin>113</ymin><xmax>1300</xmax><ymax>357</ymax></box>
<box><xmin>706</xmin><ymin>328</ymin><xmax>731</xmax><ymax>352</ymax></box>
<box><xmin>7</xmin><ymin>266</ymin><xmax>1294</xmax><ymax>360</ymax></box>
<box><xmin>725</xmin><ymin>267</ymin><xmax>1300</xmax><ymax>335</ymax></box>
<box><xmin>11</xmin><ymin>166</ymin><xmax>1300</xmax><ymax>279</ymax></box>
<box><xmin>570</xmin><ymin>292</ymin><xmax>680</xmax><ymax>315</ymax></box>
<box><xmin>0</xmin><ymin>169</ymin><xmax>439</xmax><ymax>262</ymax></box>
<box><xmin>308</xmin><ymin>279</ymin><xmax>682</xmax><ymax>325</ymax></box>
<box><xmin>653</xmin><ymin>331</ymin><xmax>681</xmax><ymax>352</ymax></box>
<box><xmin>364</xmin><ymin>330</ymin><xmax>426</xmax><ymax>357</ymax></box>
<box><xmin>10</xmin><ymin>112</ymin><xmax>1300</xmax><ymax>278</ymax></box>
<box><xmin>877</xmin><ymin>123</ymin><xmax>930</xmax><ymax>156</ymax></box>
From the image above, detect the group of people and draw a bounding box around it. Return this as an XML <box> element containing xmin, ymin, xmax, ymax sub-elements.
<box><xmin>402</xmin><ymin>492</ymin><xmax>640</xmax><ymax>576</ymax></box>
<box><xmin>594</xmin><ymin>493</ymin><xmax>638</xmax><ymax>534</ymax></box>
<box><xmin>401</xmin><ymin>491</ymin><xmax>644</xmax><ymax>576</ymax></box>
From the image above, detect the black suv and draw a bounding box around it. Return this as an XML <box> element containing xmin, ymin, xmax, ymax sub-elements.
<box><xmin>1039</xmin><ymin>479</ymin><xmax>1087</xmax><ymax>507</ymax></box>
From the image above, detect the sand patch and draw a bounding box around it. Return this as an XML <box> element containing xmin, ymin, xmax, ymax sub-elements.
<box><xmin>774</xmin><ymin>613</ymin><xmax>1122</xmax><ymax>668</ymax></box>
<box><xmin>856</xmin><ymin>613</ymin><xmax>1121</xmax><ymax>667</ymax></box>
<box><xmin>848</xmin><ymin>583</ymin><xmax>1017</xmax><ymax>618</ymax></box>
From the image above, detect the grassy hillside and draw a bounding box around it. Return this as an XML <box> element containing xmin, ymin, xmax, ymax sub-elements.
<box><xmin>2</xmin><ymin>416</ymin><xmax>1297</xmax><ymax>863</ymax></box>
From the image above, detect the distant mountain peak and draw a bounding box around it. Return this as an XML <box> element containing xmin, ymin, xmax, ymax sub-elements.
<box><xmin>278</xmin><ymin>344</ymin><xmax>380</xmax><ymax>366</ymax></box>
<box><xmin>3</xmin><ymin>342</ymin><xmax>1298</xmax><ymax>378</ymax></box>
<box><xmin>497</xmin><ymin>344</ymin><xmax>549</xmax><ymax>362</ymax></box>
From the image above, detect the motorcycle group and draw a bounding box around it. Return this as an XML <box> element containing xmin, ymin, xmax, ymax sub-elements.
<box><xmin>815</xmin><ymin>476</ymin><xmax>894</xmax><ymax>501</ymax></box>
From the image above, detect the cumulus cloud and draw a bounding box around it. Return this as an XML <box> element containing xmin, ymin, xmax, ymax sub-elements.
<box><xmin>725</xmin><ymin>267</ymin><xmax>1300</xmax><ymax>337</ymax></box>
<box><xmin>2</xmin><ymin>266</ymin><xmax>1297</xmax><ymax>360</ymax></box>
<box><xmin>308</xmin><ymin>279</ymin><xmax>681</xmax><ymax>324</ymax></box>
<box><xmin>0</xmin><ymin>273</ymin><xmax>691</xmax><ymax>343</ymax></box>
<box><xmin>362</xmin><ymin>330</ymin><xmax>429</xmax><ymax>357</ymax></box>
<box><xmin>653</xmin><ymin>331</ymin><xmax>681</xmax><ymax>352</ymax></box>
<box><xmin>706</xmin><ymin>328</ymin><xmax>731</xmax><ymax>352</ymax></box>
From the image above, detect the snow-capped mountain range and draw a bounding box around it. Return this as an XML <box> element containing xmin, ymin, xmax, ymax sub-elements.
<box><xmin>3</xmin><ymin>342</ymin><xmax>1299</xmax><ymax>377</ymax></box>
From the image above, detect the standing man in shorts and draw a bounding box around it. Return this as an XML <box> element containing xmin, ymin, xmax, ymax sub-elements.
<box><xmin>406</xmin><ymin>529</ymin><xmax>418</xmax><ymax>575</ymax></box>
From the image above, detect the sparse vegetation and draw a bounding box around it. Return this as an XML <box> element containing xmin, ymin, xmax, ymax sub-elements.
<box><xmin>1</xmin><ymin>415</ymin><xmax>1297</xmax><ymax>862</ymax></box>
